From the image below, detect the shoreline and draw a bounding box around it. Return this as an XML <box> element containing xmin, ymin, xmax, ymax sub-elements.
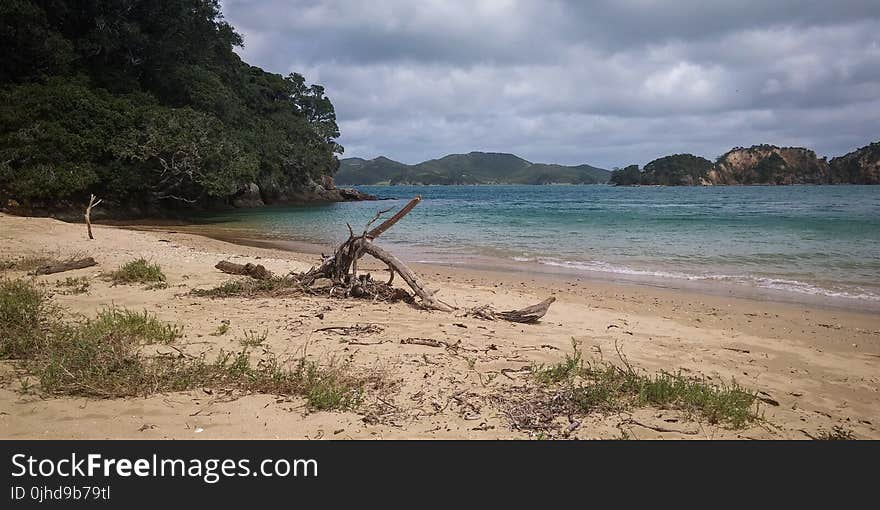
<box><xmin>123</xmin><ymin>221</ymin><xmax>880</xmax><ymax>315</ymax></box>
<box><xmin>2</xmin><ymin>212</ymin><xmax>878</xmax><ymax>440</ymax></box>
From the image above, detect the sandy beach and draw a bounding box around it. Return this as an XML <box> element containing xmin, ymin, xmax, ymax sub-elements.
<box><xmin>1</xmin><ymin>212</ymin><xmax>878</xmax><ymax>440</ymax></box>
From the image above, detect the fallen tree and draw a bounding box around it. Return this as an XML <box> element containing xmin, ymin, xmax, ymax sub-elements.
<box><xmin>30</xmin><ymin>257</ymin><xmax>97</xmax><ymax>275</ymax></box>
<box><xmin>215</xmin><ymin>260</ymin><xmax>272</xmax><ymax>280</ymax></box>
<box><xmin>297</xmin><ymin>195</ymin><xmax>555</xmax><ymax>322</ymax></box>
<box><xmin>209</xmin><ymin>195</ymin><xmax>555</xmax><ymax>322</ymax></box>
<box><xmin>465</xmin><ymin>297</ymin><xmax>557</xmax><ymax>323</ymax></box>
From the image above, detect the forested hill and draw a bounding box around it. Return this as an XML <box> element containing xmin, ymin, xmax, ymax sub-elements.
<box><xmin>0</xmin><ymin>0</ymin><xmax>354</xmax><ymax>216</ymax></box>
<box><xmin>610</xmin><ymin>143</ymin><xmax>880</xmax><ymax>186</ymax></box>
<box><xmin>336</xmin><ymin>152</ymin><xmax>610</xmax><ymax>185</ymax></box>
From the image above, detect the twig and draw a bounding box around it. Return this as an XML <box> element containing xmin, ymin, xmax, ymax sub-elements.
<box><xmin>624</xmin><ymin>418</ymin><xmax>699</xmax><ymax>435</ymax></box>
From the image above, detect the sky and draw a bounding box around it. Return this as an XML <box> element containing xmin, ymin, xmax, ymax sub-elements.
<box><xmin>220</xmin><ymin>0</ymin><xmax>880</xmax><ymax>169</ymax></box>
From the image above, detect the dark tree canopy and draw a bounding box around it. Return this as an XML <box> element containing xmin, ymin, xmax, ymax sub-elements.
<box><xmin>0</xmin><ymin>0</ymin><xmax>342</xmax><ymax>213</ymax></box>
<box><xmin>641</xmin><ymin>154</ymin><xmax>713</xmax><ymax>186</ymax></box>
<box><xmin>609</xmin><ymin>165</ymin><xmax>642</xmax><ymax>186</ymax></box>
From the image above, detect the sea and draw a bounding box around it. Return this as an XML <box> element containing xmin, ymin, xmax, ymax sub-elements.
<box><xmin>193</xmin><ymin>185</ymin><xmax>880</xmax><ymax>311</ymax></box>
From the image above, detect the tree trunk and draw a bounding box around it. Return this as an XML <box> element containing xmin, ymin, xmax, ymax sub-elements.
<box><xmin>84</xmin><ymin>194</ymin><xmax>102</xmax><ymax>240</ymax></box>
<box><xmin>361</xmin><ymin>241</ymin><xmax>454</xmax><ymax>312</ymax></box>
<box><xmin>31</xmin><ymin>257</ymin><xmax>97</xmax><ymax>275</ymax></box>
<box><xmin>215</xmin><ymin>260</ymin><xmax>272</xmax><ymax>280</ymax></box>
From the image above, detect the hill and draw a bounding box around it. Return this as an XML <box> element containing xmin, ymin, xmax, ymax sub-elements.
<box><xmin>336</xmin><ymin>152</ymin><xmax>610</xmax><ymax>185</ymax></box>
<box><xmin>829</xmin><ymin>141</ymin><xmax>880</xmax><ymax>184</ymax></box>
<box><xmin>0</xmin><ymin>0</ymin><xmax>354</xmax><ymax>216</ymax></box>
<box><xmin>610</xmin><ymin>143</ymin><xmax>879</xmax><ymax>185</ymax></box>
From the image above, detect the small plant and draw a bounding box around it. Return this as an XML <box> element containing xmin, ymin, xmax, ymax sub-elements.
<box><xmin>528</xmin><ymin>341</ymin><xmax>759</xmax><ymax>428</ymax></box>
<box><xmin>84</xmin><ymin>308</ymin><xmax>182</xmax><ymax>345</ymax></box>
<box><xmin>532</xmin><ymin>339</ymin><xmax>583</xmax><ymax>385</ymax></box>
<box><xmin>815</xmin><ymin>425</ymin><xmax>856</xmax><ymax>440</ymax></box>
<box><xmin>192</xmin><ymin>281</ymin><xmax>245</xmax><ymax>298</ymax></box>
<box><xmin>240</xmin><ymin>329</ymin><xmax>268</xmax><ymax>347</ymax></box>
<box><xmin>0</xmin><ymin>279</ymin><xmax>53</xmax><ymax>359</ymax></box>
<box><xmin>210</xmin><ymin>321</ymin><xmax>230</xmax><ymax>336</ymax></box>
<box><xmin>190</xmin><ymin>277</ymin><xmax>305</xmax><ymax>298</ymax></box>
<box><xmin>55</xmin><ymin>276</ymin><xmax>90</xmax><ymax>295</ymax></box>
<box><xmin>107</xmin><ymin>259</ymin><xmax>166</xmax><ymax>286</ymax></box>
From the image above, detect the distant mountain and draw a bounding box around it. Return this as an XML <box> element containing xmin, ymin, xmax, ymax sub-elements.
<box><xmin>335</xmin><ymin>152</ymin><xmax>610</xmax><ymax>185</ymax></box>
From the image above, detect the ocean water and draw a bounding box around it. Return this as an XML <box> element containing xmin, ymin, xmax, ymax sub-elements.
<box><xmin>195</xmin><ymin>185</ymin><xmax>880</xmax><ymax>308</ymax></box>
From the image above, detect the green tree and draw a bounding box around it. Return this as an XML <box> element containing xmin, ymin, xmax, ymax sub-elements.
<box><xmin>609</xmin><ymin>165</ymin><xmax>642</xmax><ymax>185</ymax></box>
<box><xmin>0</xmin><ymin>0</ymin><xmax>343</xmax><ymax>212</ymax></box>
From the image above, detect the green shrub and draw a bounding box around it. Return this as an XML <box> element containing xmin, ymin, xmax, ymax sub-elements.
<box><xmin>108</xmin><ymin>259</ymin><xmax>166</xmax><ymax>285</ymax></box>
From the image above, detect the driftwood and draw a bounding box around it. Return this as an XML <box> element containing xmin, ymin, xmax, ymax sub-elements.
<box><xmin>497</xmin><ymin>297</ymin><xmax>556</xmax><ymax>323</ymax></box>
<box><xmin>361</xmin><ymin>241</ymin><xmax>454</xmax><ymax>311</ymax></box>
<box><xmin>215</xmin><ymin>260</ymin><xmax>272</xmax><ymax>280</ymax></box>
<box><xmin>296</xmin><ymin>195</ymin><xmax>555</xmax><ymax>321</ymax></box>
<box><xmin>85</xmin><ymin>194</ymin><xmax>102</xmax><ymax>240</ymax></box>
<box><xmin>31</xmin><ymin>257</ymin><xmax>97</xmax><ymax>275</ymax></box>
<box><xmin>366</xmin><ymin>196</ymin><xmax>421</xmax><ymax>239</ymax></box>
<box><xmin>400</xmin><ymin>338</ymin><xmax>450</xmax><ymax>348</ymax></box>
<box><xmin>466</xmin><ymin>297</ymin><xmax>556</xmax><ymax>323</ymax></box>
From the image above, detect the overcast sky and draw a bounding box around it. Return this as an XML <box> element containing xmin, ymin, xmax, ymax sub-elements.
<box><xmin>221</xmin><ymin>0</ymin><xmax>880</xmax><ymax>168</ymax></box>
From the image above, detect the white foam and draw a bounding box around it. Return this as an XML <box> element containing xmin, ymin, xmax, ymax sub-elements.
<box><xmin>511</xmin><ymin>256</ymin><xmax>880</xmax><ymax>302</ymax></box>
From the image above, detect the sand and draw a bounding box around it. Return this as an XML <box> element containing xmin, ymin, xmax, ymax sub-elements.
<box><xmin>1</xmin><ymin>212</ymin><xmax>878</xmax><ymax>439</ymax></box>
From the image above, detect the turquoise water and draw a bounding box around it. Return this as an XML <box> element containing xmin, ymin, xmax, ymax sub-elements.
<box><xmin>196</xmin><ymin>185</ymin><xmax>880</xmax><ymax>306</ymax></box>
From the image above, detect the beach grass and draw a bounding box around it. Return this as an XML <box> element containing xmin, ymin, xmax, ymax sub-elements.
<box><xmin>1</xmin><ymin>279</ymin><xmax>371</xmax><ymax>409</ymax></box>
<box><xmin>55</xmin><ymin>276</ymin><xmax>91</xmax><ymax>294</ymax></box>
<box><xmin>209</xmin><ymin>321</ymin><xmax>230</xmax><ymax>336</ymax></box>
<box><xmin>0</xmin><ymin>278</ymin><xmax>54</xmax><ymax>359</ymax></box>
<box><xmin>240</xmin><ymin>329</ymin><xmax>268</xmax><ymax>347</ymax></box>
<box><xmin>107</xmin><ymin>258</ymin><xmax>166</xmax><ymax>286</ymax></box>
<box><xmin>531</xmin><ymin>340</ymin><xmax>759</xmax><ymax>428</ymax></box>
<box><xmin>191</xmin><ymin>276</ymin><xmax>306</xmax><ymax>298</ymax></box>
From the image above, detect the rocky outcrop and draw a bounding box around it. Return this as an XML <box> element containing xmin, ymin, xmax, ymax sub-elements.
<box><xmin>241</xmin><ymin>176</ymin><xmax>375</xmax><ymax>208</ymax></box>
<box><xmin>610</xmin><ymin>143</ymin><xmax>880</xmax><ymax>186</ymax></box>
<box><xmin>830</xmin><ymin>142</ymin><xmax>880</xmax><ymax>184</ymax></box>
<box><xmin>232</xmin><ymin>182</ymin><xmax>265</xmax><ymax>208</ymax></box>
<box><xmin>709</xmin><ymin>145</ymin><xmax>830</xmax><ymax>185</ymax></box>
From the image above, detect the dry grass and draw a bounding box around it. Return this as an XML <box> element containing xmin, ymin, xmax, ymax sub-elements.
<box><xmin>1</xmin><ymin>279</ymin><xmax>377</xmax><ymax>410</ymax></box>
<box><xmin>54</xmin><ymin>276</ymin><xmax>90</xmax><ymax>295</ymax></box>
<box><xmin>190</xmin><ymin>276</ymin><xmax>307</xmax><ymax>298</ymax></box>
<box><xmin>107</xmin><ymin>258</ymin><xmax>166</xmax><ymax>287</ymax></box>
<box><xmin>513</xmin><ymin>340</ymin><xmax>760</xmax><ymax>432</ymax></box>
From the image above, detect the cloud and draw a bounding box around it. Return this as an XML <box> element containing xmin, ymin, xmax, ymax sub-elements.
<box><xmin>220</xmin><ymin>0</ymin><xmax>880</xmax><ymax>167</ymax></box>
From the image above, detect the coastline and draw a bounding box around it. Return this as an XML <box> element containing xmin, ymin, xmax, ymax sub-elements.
<box><xmin>126</xmin><ymin>221</ymin><xmax>880</xmax><ymax>315</ymax></box>
<box><xmin>1</xmin><ymin>212</ymin><xmax>878</xmax><ymax>439</ymax></box>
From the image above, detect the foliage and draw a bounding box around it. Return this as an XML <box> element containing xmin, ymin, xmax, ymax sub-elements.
<box><xmin>0</xmin><ymin>278</ymin><xmax>52</xmax><ymax>359</ymax></box>
<box><xmin>532</xmin><ymin>341</ymin><xmax>759</xmax><ymax>427</ymax></box>
<box><xmin>641</xmin><ymin>154</ymin><xmax>713</xmax><ymax>185</ymax></box>
<box><xmin>107</xmin><ymin>259</ymin><xmax>166</xmax><ymax>285</ymax></box>
<box><xmin>609</xmin><ymin>165</ymin><xmax>643</xmax><ymax>186</ymax></box>
<box><xmin>829</xmin><ymin>141</ymin><xmax>880</xmax><ymax>185</ymax></box>
<box><xmin>0</xmin><ymin>0</ymin><xmax>342</xmax><ymax>212</ymax></box>
<box><xmin>1</xmin><ymin>279</ymin><xmax>371</xmax><ymax>409</ymax></box>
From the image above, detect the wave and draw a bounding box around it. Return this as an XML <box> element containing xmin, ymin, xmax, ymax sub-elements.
<box><xmin>516</xmin><ymin>256</ymin><xmax>880</xmax><ymax>302</ymax></box>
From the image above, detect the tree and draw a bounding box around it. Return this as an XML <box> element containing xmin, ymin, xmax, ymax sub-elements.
<box><xmin>1</xmin><ymin>0</ymin><xmax>342</xmax><ymax>212</ymax></box>
<box><xmin>609</xmin><ymin>165</ymin><xmax>642</xmax><ymax>185</ymax></box>
<box><xmin>114</xmin><ymin>108</ymin><xmax>258</xmax><ymax>203</ymax></box>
